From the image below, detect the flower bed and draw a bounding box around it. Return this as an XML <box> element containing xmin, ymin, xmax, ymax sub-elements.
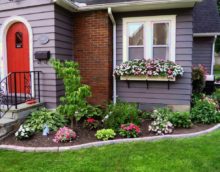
<box><xmin>114</xmin><ymin>59</ymin><xmax>184</xmax><ymax>81</ymax></box>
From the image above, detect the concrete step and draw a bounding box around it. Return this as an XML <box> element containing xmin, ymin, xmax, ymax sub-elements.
<box><xmin>3</xmin><ymin>102</ymin><xmax>44</xmax><ymax>119</ymax></box>
<box><xmin>0</xmin><ymin>117</ymin><xmax>19</xmax><ymax>140</ymax></box>
<box><xmin>0</xmin><ymin>102</ymin><xmax>44</xmax><ymax>140</ymax></box>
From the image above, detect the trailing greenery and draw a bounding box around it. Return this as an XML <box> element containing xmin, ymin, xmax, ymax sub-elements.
<box><xmin>51</xmin><ymin>60</ymin><xmax>91</xmax><ymax>128</ymax></box>
<box><xmin>103</xmin><ymin>102</ymin><xmax>141</xmax><ymax>130</ymax></box>
<box><xmin>192</xmin><ymin>64</ymin><xmax>207</xmax><ymax>94</ymax></box>
<box><xmin>95</xmin><ymin>129</ymin><xmax>116</xmax><ymax>141</ymax></box>
<box><xmin>25</xmin><ymin>108</ymin><xmax>66</xmax><ymax>132</ymax></box>
<box><xmin>191</xmin><ymin>97</ymin><xmax>220</xmax><ymax>124</ymax></box>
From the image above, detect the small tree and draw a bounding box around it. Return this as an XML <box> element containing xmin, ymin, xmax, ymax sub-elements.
<box><xmin>51</xmin><ymin>60</ymin><xmax>91</xmax><ymax>129</ymax></box>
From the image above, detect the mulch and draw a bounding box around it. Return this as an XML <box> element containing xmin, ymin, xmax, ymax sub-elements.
<box><xmin>0</xmin><ymin>120</ymin><xmax>216</xmax><ymax>147</ymax></box>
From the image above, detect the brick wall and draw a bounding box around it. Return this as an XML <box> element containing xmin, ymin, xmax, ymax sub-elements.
<box><xmin>73</xmin><ymin>11</ymin><xmax>113</xmax><ymax>105</ymax></box>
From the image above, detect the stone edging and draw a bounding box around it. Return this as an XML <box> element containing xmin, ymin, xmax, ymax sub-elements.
<box><xmin>0</xmin><ymin>124</ymin><xmax>220</xmax><ymax>152</ymax></box>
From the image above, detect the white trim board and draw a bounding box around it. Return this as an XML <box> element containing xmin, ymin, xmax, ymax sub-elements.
<box><xmin>0</xmin><ymin>16</ymin><xmax>34</xmax><ymax>96</ymax></box>
<box><xmin>122</xmin><ymin>15</ymin><xmax>176</xmax><ymax>62</ymax></box>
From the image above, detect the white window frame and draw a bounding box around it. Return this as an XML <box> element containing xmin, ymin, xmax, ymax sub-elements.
<box><xmin>123</xmin><ymin>15</ymin><xmax>176</xmax><ymax>62</ymax></box>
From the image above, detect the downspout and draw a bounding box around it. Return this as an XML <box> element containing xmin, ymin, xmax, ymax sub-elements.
<box><xmin>108</xmin><ymin>8</ymin><xmax>117</xmax><ymax>104</ymax></box>
<box><xmin>211</xmin><ymin>35</ymin><xmax>217</xmax><ymax>76</ymax></box>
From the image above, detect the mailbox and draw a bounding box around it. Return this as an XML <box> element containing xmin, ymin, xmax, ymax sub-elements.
<box><xmin>35</xmin><ymin>51</ymin><xmax>50</xmax><ymax>61</ymax></box>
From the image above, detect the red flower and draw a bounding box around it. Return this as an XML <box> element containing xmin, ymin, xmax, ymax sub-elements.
<box><xmin>87</xmin><ymin>118</ymin><xmax>95</xmax><ymax>123</ymax></box>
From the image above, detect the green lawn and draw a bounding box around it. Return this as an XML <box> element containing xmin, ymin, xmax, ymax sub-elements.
<box><xmin>1</xmin><ymin>130</ymin><xmax>220</xmax><ymax>172</ymax></box>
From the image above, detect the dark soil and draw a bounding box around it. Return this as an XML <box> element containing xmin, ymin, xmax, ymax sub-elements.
<box><xmin>0</xmin><ymin>120</ymin><xmax>216</xmax><ymax>147</ymax></box>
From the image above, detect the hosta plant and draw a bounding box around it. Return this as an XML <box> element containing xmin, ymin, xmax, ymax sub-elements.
<box><xmin>95</xmin><ymin>129</ymin><xmax>116</xmax><ymax>141</ymax></box>
<box><xmin>149</xmin><ymin>117</ymin><xmax>174</xmax><ymax>135</ymax></box>
<box><xmin>15</xmin><ymin>125</ymin><xmax>34</xmax><ymax>140</ymax></box>
<box><xmin>114</xmin><ymin>59</ymin><xmax>184</xmax><ymax>79</ymax></box>
<box><xmin>119</xmin><ymin>123</ymin><xmax>141</xmax><ymax>138</ymax></box>
<box><xmin>53</xmin><ymin>127</ymin><xmax>77</xmax><ymax>143</ymax></box>
<box><xmin>83</xmin><ymin>118</ymin><xmax>99</xmax><ymax>130</ymax></box>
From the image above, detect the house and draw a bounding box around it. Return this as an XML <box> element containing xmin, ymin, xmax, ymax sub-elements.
<box><xmin>0</xmin><ymin>0</ymin><xmax>220</xmax><ymax>115</ymax></box>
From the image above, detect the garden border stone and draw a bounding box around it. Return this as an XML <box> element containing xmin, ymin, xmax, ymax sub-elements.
<box><xmin>0</xmin><ymin>123</ymin><xmax>220</xmax><ymax>152</ymax></box>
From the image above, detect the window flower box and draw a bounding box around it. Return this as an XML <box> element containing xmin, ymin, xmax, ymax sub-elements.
<box><xmin>120</xmin><ymin>75</ymin><xmax>176</xmax><ymax>81</ymax></box>
<box><xmin>114</xmin><ymin>59</ymin><xmax>184</xmax><ymax>82</ymax></box>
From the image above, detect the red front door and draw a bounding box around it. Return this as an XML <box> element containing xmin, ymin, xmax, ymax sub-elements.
<box><xmin>7</xmin><ymin>22</ymin><xmax>30</xmax><ymax>93</ymax></box>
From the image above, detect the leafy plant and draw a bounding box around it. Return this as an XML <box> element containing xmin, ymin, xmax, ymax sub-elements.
<box><xmin>104</xmin><ymin>102</ymin><xmax>141</xmax><ymax>130</ymax></box>
<box><xmin>119</xmin><ymin>123</ymin><xmax>141</xmax><ymax>138</ymax></box>
<box><xmin>25</xmin><ymin>108</ymin><xmax>66</xmax><ymax>132</ymax></box>
<box><xmin>169</xmin><ymin>112</ymin><xmax>192</xmax><ymax>128</ymax></box>
<box><xmin>83</xmin><ymin>118</ymin><xmax>100</xmax><ymax>130</ymax></box>
<box><xmin>192</xmin><ymin>64</ymin><xmax>207</xmax><ymax>94</ymax></box>
<box><xmin>51</xmin><ymin>60</ymin><xmax>91</xmax><ymax>129</ymax></box>
<box><xmin>80</xmin><ymin>105</ymin><xmax>103</xmax><ymax>119</ymax></box>
<box><xmin>191</xmin><ymin>98</ymin><xmax>220</xmax><ymax>124</ymax></box>
<box><xmin>149</xmin><ymin>117</ymin><xmax>173</xmax><ymax>135</ymax></box>
<box><xmin>15</xmin><ymin>125</ymin><xmax>34</xmax><ymax>140</ymax></box>
<box><xmin>95</xmin><ymin>129</ymin><xmax>116</xmax><ymax>141</ymax></box>
<box><xmin>53</xmin><ymin>127</ymin><xmax>77</xmax><ymax>143</ymax></box>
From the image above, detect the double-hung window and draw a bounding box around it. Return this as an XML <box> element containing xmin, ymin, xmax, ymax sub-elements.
<box><xmin>123</xmin><ymin>15</ymin><xmax>176</xmax><ymax>62</ymax></box>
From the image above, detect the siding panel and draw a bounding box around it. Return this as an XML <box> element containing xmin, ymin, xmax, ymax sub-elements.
<box><xmin>0</xmin><ymin>2</ymin><xmax>59</xmax><ymax>108</ymax></box>
<box><xmin>192</xmin><ymin>37</ymin><xmax>214</xmax><ymax>74</ymax></box>
<box><xmin>115</xmin><ymin>9</ymin><xmax>193</xmax><ymax>108</ymax></box>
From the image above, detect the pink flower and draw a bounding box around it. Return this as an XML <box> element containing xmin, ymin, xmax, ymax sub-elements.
<box><xmin>87</xmin><ymin>118</ymin><xmax>95</xmax><ymax>123</ymax></box>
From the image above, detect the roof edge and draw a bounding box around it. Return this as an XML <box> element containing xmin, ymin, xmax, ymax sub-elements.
<box><xmin>54</xmin><ymin>0</ymin><xmax>201</xmax><ymax>12</ymax></box>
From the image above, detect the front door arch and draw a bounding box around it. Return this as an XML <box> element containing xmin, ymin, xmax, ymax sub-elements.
<box><xmin>0</xmin><ymin>16</ymin><xmax>34</xmax><ymax>94</ymax></box>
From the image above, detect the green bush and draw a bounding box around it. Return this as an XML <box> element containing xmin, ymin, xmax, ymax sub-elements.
<box><xmin>104</xmin><ymin>102</ymin><xmax>141</xmax><ymax>130</ymax></box>
<box><xmin>192</xmin><ymin>64</ymin><xmax>207</xmax><ymax>94</ymax></box>
<box><xmin>169</xmin><ymin>112</ymin><xmax>192</xmax><ymax>128</ymax></box>
<box><xmin>25</xmin><ymin>108</ymin><xmax>67</xmax><ymax>132</ymax></box>
<box><xmin>51</xmin><ymin>59</ymin><xmax>91</xmax><ymax>129</ymax></box>
<box><xmin>191</xmin><ymin>98</ymin><xmax>220</xmax><ymax>124</ymax></box>
<box><xmin>95</xmin><ymin>129</ymin><xmax>116</xmax><ymax>141</ymax></box>
<box><xmin>151</xmin><ymin>108</ymin><xmax>192</xmax><ymax>129</ymax></box>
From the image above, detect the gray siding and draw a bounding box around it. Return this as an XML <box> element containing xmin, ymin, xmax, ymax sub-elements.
<box><xmin>0</xmin><ymin>2</ymin><xmax>59</xmax><ymax>108</ymax></box>
<box><xmin>192</xmin><ymin>37</ymin><xmax>214</xmax><ymax>74</ymax></box>
<box><xmin>115</xmin><ymin>9</ymin><xmax>193</xmax><ymax>108</ymax></box>
<box><xmin>54</xmin><ymin>5</ymin><xmax>74</xmax><ymax>104</ymax></box>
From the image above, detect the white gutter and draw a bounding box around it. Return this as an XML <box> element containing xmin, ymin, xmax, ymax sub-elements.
<box><xmin>211</xmin><ymin>35</ymin><xmax>218</xmax><ymax>76</ymax></box>
<box><xmin>108</xmin><ymin>8</ymin><xmax>117</xmax><ymax>104</ymax></box>
<box><xmin>194</xmin><ymin>33</ymin><xmax>220</xmax><ymax>37</ymax></box>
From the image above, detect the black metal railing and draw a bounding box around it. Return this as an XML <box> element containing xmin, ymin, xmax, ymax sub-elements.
<box><xmin>0</xmin><ymin>71</ymin><xmax>41</xmax><ymax>118</ymax></box>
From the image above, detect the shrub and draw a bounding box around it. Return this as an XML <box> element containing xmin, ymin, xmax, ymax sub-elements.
<box><xmin>15</xmin><ymin>125</ymin><xmax>34</xmax><ymax>140</ymax></box>
<box><xmin>192</xmin><ymin>64</ymin><xmax>207</xmax><ymax>94</ymax></box>
<box><xmin>104</xmin><ymin>102</ymin><xmax>141</xmax><ymax>130</ymax></box>
<box><xmin>169</xmin><ymin>112</ymin><xmax>192</xmax><ymax>128</ymax></box>
<box><xmin>51</xmin><ymin>60</ymin><xmax>91</xmax><ymax>129</ymax></box>
<box><xmin>83</xmin><ymin>118</ymin><xmax>99</xmax><ymax>130</ymax></box>
<box><xmin>95</xmin><ymin>129</ymin><xmax>116</xmax><ymax>141</ymax></box>
<box><xmin>148</xmin><ymin>117</ymin><xmax>173</xmax><ymax>135</ymax></box>
<box><xmin>80</xmin><ymin>105</ymin><xmax>103</xmax><ymax>119</ymax></box>
<box><xmin>25</xmin><ymin>108</ymin><xmax>67</xmax><ymax>132</ymax></box>
<box><xmin>191</xmin><ymin>97</ymin><xmax>220</xmax><ymax>124</ymax></box>
<box><xmin>119</xmin><ymin>123</ymin><xmax>141</xmax><ymax>138</ymax></box>
<box><xmin>53</xmin><ymin>127</ymin><xmax>77</xmax><ymax>143</ymax></box>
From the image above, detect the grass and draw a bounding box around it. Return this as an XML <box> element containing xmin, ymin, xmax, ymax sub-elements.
<box><xmin>1</xmin><ymin>130</ymin><xmax>220</xmax><ymax>172</ymax></box>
